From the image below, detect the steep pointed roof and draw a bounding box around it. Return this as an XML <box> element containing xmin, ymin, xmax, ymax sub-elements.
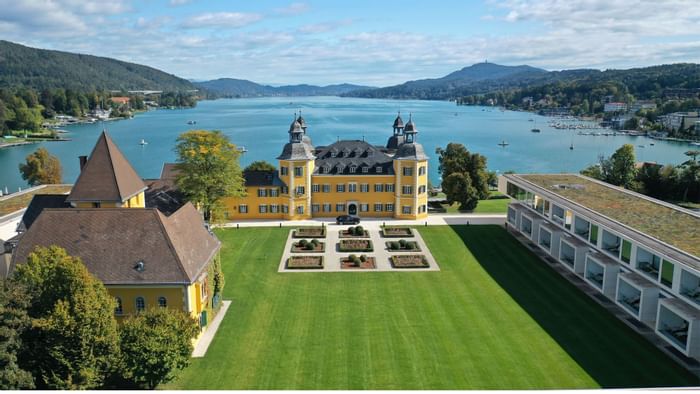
<box><xmin>67</xmin><ymin>131</ymin><xmax>147</xmax><ymax>203</ymax></box>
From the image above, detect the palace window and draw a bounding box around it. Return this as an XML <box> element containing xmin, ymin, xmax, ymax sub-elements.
<box><xmin>281</xmin><ymin>186</ymin><xmax>288</xmax><ymax>194</ymax></box>
<box><xmin>402</xmin><ymin>206</ymin><xmax>412</xmax><ymax>214</ymax></box>
<box><xmin>403</xmin><ymin>167</ymin><xmax>413</xmax><ymax>176</ymax></box>
<box><xmin>280</xmin><ymin>167</ymin><xmax>288</xmax><ymax>176</ymax></box>
<box><xmin>201</xmin><ymin>277</ymin><xmax>208</xmax><ymax>300</ymax></box>
<box><xmin>360</xmin><ymin>204</ymin><xmax>369</xmax><ymax>212</ymax></box>
<box><xmin>312</xmin><ymin>204</ymin><xmax>320</xmax><ymax>213</ymax></box>
<box><xmin>337</xmin><ymin>184</ymin><xmax>346</xmax><ymax>192</ymax></box>
<box><xmin>239</xmin><ymin>205</ymin><xmax>248</xmax><ymax>213</ymax></box>
<box><xmin>349</xmin><ymin>165</ymin><xmax>357</xmax><ymax>173</ymax></box>
<box><xmin>348</xmin><ymin>183</ymin><xmax>357</xmax><ymax>192</ymax></box>
<box><xmin>360</xmin><ymin>184</ymin><xmax>369</xmax><ymax>193</ymax></box>
<box><xmin>323</xmin><ymin>203</ymin><xmax>331</xmax><ymax>212</ymax></box>
<box><xmin>294</xmin><ymin>167</ymin><xmax>303</xmax><ymax>177</ymax></box>
<box><xmin>374</xmin><ymin>184</ymin><xmax>383</xmax><ymax>192</ymax></box>
<box><xmin>386</xmin><ymin>184</ymin><xmax>395</xmax><ymax>192</ymax></box>
<box><xmin>257</xmin><ymin>189</ymin><xmax>268</xmax><ymax>197</ymax></box>
<box><xmin>270</xmin><ymin>188</ymin><xmax>279</xmax><ymax>197</ymax></box>
<box><xmin>259</xmin><ymin>205</ymin><xmax>268</xmax><ymax>213</ymax></box>
<box><xmin>374</xmin><ymin>203</ymin><xmax>383</xmax><ymax>212</ymax></box>
<box><xmin>418</xmin><ymin>185</ymin><xmax>426</xmax><ymax>194</ymax></box>
<box><xmin>270</xmin><ymin>204</ymin><xmax>279</xmax><ymax>213</ymax></box>
<box><xmin>376</xmin><ymin>166</ymin><xmax>382</xmax><ymax>173</ymax></box>
<box><xmin>336</xmin><ymin>203</ymin><xmax>346</xmax><ymax>212</ymax></box>
<box><xmin>296</xmin><ymin>205</ymin><xmax>304</xmax><ymax>214</ymax></box>
<box><xmin>362</xmin><ymin>167</ymin><xmax>369</xmax><ymax>173</ymax></box>
<box><xmin>115</xmin><ymin>297</ymin><xmax>123</xmax><ymax>315</ymax></box>
<box><xmin>158</xmin><ymin>296</ymin><xmax>167</xmax><ymax>308</ymax></box>
<box><xmin>322</xmin><ymin>184</ymin><xmax>331</xmax><ymax>193</ymax></box>
<box><xmin>296</xmin><ymin>186</ymin><xmax>305</xmax><ymax>195</ymax></box>
<box><xmin>312</xmin><ymin>184</ymin><xmax>320</xmax><ymax>193</ymax></box>
<box><xmin>385</xmin><ymin>204</ymin><xmax>394</xmax><ymax>212</ymax></box>
<box><xmin>135</xmin><ymin>296</ymin><xmax>145</xmax><ymax>312</ymax></box>
<box><xmin>282</xmin><ymin>205</ymin><xmax>289</xmax><ymax>213</ymax></box>
<box><xmin>402</xmin><ymin>186</ymin><xmax>413</xmax><ymax>195</ymax></box>
<box><xmin>418</xmin><ymin>166</ymin><xmax>426</xmax><ymax>176</ymax></box>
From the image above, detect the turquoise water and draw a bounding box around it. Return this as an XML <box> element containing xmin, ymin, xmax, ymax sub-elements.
<box><xmin>0</xmin><ymin>96</ymin><xmax>695</xmax><ymax>192</ymax></box>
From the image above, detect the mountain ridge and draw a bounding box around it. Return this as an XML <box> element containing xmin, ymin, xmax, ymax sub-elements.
<box><xmin>194</xmin><ymin>78</ymin><xmax>375</xmax><ymax>97</ymax></box>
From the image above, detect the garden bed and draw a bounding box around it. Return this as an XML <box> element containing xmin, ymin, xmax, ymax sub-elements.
<box><xmin>390</xmin><ymin>254</ymin><xmax>429</xmax><ymax>269</ymax></box>
<box><xmin>339</xmin><ymin>225</ymin><xmax>369</xmax><ymax>238</ymax></box>
<box><xmin>386</xmin><ymin>239</ymin><xmax>421</xmax><ymax>252</ymax></box>
<box><xmin>338</xmin><ymin>239</ymin><xmax>374</xmax><ymax>252</ymax></box>
<box><xmin>381</xmin><ymin>226</ymin><xmax>414</xmax><ymax>238</ymax></box>
<box><xmin>290</xmin><ymin>239</ymin><xmax>325</xmax><ymax>253</ymax></box>
<box><xmin>340</xmin><ymin>254</ymin><xmax>376</xmax><ymax>270</ymax></box>
<box><xmin>286</xmin><ymin>255</ymin><xmax>324</xmax><ymax>269</ymax></box>
<box><xmin>292</xmin><ymin>227</ymin><xmax>326</xmax><ymax>238</ymax></box>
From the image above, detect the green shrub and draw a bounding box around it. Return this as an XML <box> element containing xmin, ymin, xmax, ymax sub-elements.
<box><xmin>360</xmin><ymin>254</ymin><xmax>367</xmax><ymax>262</ymax></box>
<box><xmin>347</xmin><ymin>226</ymin><xmax>355</xmax><ymax>233</ymax></box>
<box><xmin>355</xmin><ymin>225</ymin><xmax>364</xmax><ymax>235</ymax></box>
<box><xmin>390</xmin><ymin>241</ymin><xmax>400</xmax><ymax>250</ymax></box>
<box><xmin>298</xmin><ymin>239</ymin><xmax>308</xmax><ymax>247</ymax></box>
<box><xmin>399</xmin><ymin>239</ymin><xmax>407</xmax><ymax>247</ymax></box>
<box><xmin>349</xmin><ymin>254</ymin><xmax>357</xmax><ymax>261</ymax></box>
<box><xmin>305</xmin><ymin>242</ymin><xmax>315</xmax><ymax>250</ymax></box>
<box><xmin>310</xmin><ymin>238</ymin><xmax>319</xmax><ymax>246</ymax></box>
<box><xmin>408</xmin><ymin>242</ymin><xmax>418</xmax><ymax>250</ymax></box>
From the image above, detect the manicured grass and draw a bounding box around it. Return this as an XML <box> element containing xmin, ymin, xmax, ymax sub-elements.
<box><xmin>438</xmin><ymin>191</ymin><xmax>510</xmax><ymax>214</ymax></box>
<box><xmin>165</xmin><ymin>226</ymin><xmax>698</xmax><ymax>389</ymax></box>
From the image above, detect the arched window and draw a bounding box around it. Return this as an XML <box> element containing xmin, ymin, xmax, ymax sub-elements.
<box><xmin>115</xmin><ymin>297</ymin><xmax>123</xmax><ymax>315</ymax></box>
<box><xmin>158</xmin><ymin>296</ymin><xmax>167</xmax><ymax>308</ymax></box>
<box><xmin>135</xmin><ymin>296</ymin><xmax>145</xmax><ymax>312</ymax></box>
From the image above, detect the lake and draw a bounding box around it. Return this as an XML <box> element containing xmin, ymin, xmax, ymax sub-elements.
<box><xmin>0</xmin><ymin>96</ymin><xmax>695</xmax><ymax>192</ymax></box>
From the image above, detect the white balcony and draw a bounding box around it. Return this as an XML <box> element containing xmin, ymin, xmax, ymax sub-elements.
<box><xmin>520</xmin><ymin>212</ymin><xmax>542</xmax><ymax>242</ymax></box>
<box><xmin>558</xmin><ymin>234</ymin><xmax>588</xmax><ymax>275</ymax></box>
<box><xmin>656</xmin><ymin>298</ymin><xmax>700</xmax><ymax>358</ymax></box>
<box><xmin>538</xmin><ymin>222</ymin><xmax>561</xmax><ymax>258</ymax></box>
<box><xmin>584</xmin><ymin>252</ymin><xmax>620</xmax><ymax>299</ymax></box>
<box><xmin>616</xmin><ymin>272</ymin><xmax>660</xmax><ymax>326</ymax></box>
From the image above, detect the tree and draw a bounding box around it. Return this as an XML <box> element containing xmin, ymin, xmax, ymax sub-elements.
<box><xmin>119</xmin><ymin>308</ymin><xmax>199</xmax><ymax>389</ymax></box>
<box><xmin>608</xmin><ymin>144</ymin><xmax>638</xmax><ymax>189</ymax></box>
<box><xmin>11</xmin><ymin>246</ymin><xmax>120</xmax><ymax>389</ymax></box>
<box><xmin>244</xmin><ymin>160</ymin><xmax>276</xmax><ymax>172</ymax></box>
<box><xmin>175</xmin><ymin>130</ymin><xmax>246</xmax><ymax>221</ymax></box>
<box><xmin>19</xmin><ymin>147</ymin><xmax>63</xmax><ymax>186</ymax></box>
<box><xmin>442</xmin><ymin>172</ymin><xmax>480</xmax><ymax>211</ymax></box>
<box><xmin>0</xmin><ymin>283</ymin><xmax>34</xmax><ymax>389</ymax></box>
<box><xmin>436</xmin><ymin>143</ymin><xmax>490</xmax><ymax>210</ymax></box>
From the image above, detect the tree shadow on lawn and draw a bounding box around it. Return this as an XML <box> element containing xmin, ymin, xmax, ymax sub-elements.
<box><xmin>449</xmin><ymin>224</ymin><xmax>699</xmax><ymax>388</ymax></box>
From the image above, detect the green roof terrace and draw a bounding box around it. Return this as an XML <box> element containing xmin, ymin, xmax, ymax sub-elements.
<box><xmin>507</xmin><ymin>174</ymin><xmax>700</xmax><ymax>261</ymax></box>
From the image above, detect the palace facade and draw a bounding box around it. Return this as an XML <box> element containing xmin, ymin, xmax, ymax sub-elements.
<box><xmin>223</xmin><ymin>113</ymin><xmax>429</xmax><ymax>220</ymax></box>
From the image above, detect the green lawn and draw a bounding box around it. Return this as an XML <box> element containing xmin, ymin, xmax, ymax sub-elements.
<box><xmin>165</xmin><ymin>226</ymin><xmax>698</xmax><ymax>389</ymax></box>
<box><xmin>436</xmin><ymin>191</ymin><xmax>510</xmax><ymax>214</ymax></box>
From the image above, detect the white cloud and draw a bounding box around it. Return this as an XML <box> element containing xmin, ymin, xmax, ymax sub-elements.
<box><xmin>297</xmin><ymin>19</ymin><xmax>352</xmax><ymax>34</ymax></box>
<box><xmin>274</xmin><ymin>2</ymin><xmax>309</xmax><ymax>16</ymax></box>
<box><xmin>180</xmin><ymin>12</ymin><xmax>263</xmax><ymax>29</ymax></box>
<box><xmin>169</xmin><ymin>0</ymin><xmax>191</xmax><ymax>5</ymax></box>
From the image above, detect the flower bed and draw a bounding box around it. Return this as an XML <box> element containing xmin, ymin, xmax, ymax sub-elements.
<box><xmin>390</xmin><ymin>254</ymin><xmax>429</xmax><ymax>269</ymax></box>
<box><xmin>338</xmin><ymin>239</ymin><xmax>374</xmax><ymax>252</ymax></box>
<box><xmin>292</xmin><ymin>227</ymin><xmax>326</xmax><ymax>238</ymax></box>
<box><xmin>386</xmin><ymin>239</ymin><xmax>421</xmax><ymax>252</ymax></box>
<box><xmin>290</xmin><ymin>239</ymin><xmax>325</xmax><ymax>253</ymax></box>
<box><xmin>340</xmin><ymin>254</ymin><xmax>376</xmax><ymax>269</ymax></box>
<box><xmin>286</xmin><ymin>255</ymin><xmax>324</xmax><ymax>269</ymax></box>
<box><xmin>339</xmin><ymin>225</ymin><xmax>369</xmax><ymax>238</ymax></box>
<box><xmin>381</xmin><ymin>226</ymin><xmax>414</xmax><ymax>238</ymax></box>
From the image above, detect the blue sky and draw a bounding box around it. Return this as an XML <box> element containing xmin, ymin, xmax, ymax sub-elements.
<box><xmin>1</xmin><ymin>0</ymin><xmax>699</xmax><ymax>85</ymax></box>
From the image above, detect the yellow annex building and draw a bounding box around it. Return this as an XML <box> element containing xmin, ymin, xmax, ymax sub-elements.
<box><xmin>224</xmin><ymin>113</ymin><xmax>429</xmax><ymax>220</ymax></box>
<box><xmin>4</xmin><ymin>131</ymin><xmax>222</xmax><ymax>336</ymax></box>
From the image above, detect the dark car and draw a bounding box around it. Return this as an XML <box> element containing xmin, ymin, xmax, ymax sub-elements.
<box><xmin>336</xmin><ymin>215</ymin><xmax>360</xmax><ymax>225</ymax></box>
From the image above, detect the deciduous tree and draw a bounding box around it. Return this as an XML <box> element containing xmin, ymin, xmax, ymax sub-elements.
<box><xmin>244</xmin><ymin>160</ymin><xmax>276</xmax><ymax>172</ymax></box>
<box><xmin>12</xmin><ymin>246</ymin><xmax>119</xmax><ymax>389</ymax></box>
<box><xmin>119</xmin><ymin>308</ymin><xmax>199</xmax><ymax>389</ymax></box>
<box><xmin>19</xmin><ymin>147</ymin><xmax>63</xmax><ymax>186</ymax></box>
<box><xmin>175</xmin><ymin>130</ymin><xmax>245</xmax><ymax>221</ymax></box>
<box><xmin>436</xmin><ymin>143</ymin><xmax>490</xmax><ymax>210</ymax></box>
<box><xmin>0</xmin><ymin>283</ymin><xmax>34</xmax><ymax>389</ymax></box>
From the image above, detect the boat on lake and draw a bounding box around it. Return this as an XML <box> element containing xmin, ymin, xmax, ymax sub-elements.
<box><xmin>140</xmin><ymin>139</ymin><xmax>148</xmax><ymax>145</ymax></box>
<box><xmin>237</xmin><ymin>146</ymin><xmax>248</xmax><ymax>153</ymax></box>
<box><xmin>187</xmin><ymin>120</ymin><xmax>196</xmax><ymax>125</ymax></box>
<box><xmin>498</xmin><ymin>140</ymin><xmax>509</xmax><ymax>147</ymax></box>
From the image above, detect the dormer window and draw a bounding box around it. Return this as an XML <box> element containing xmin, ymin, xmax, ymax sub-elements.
<box><xmin>349</xmin><ymin>165</ymin><xmax>357</xmax><ymax>173</ymax></box>
<box><xmin>330</xmin><ymin>151</ymin><xmax>337</xmax><ymax>158</ymax></box>
<box><xmin>362</xmin><ymin>166</ymin><xmax>369</xmax><ymax>173</ymax></box>
<box><xmin>365</xmin><ymin>149</ymin><xmax>374</xmax><ymax>157</ymax></box>
<box><xmin>376</xmin><ymin>166</ymin><xmax>383</xmax><ymax>173</ymax></box>
<box><xmin>336</xmin><ymin>164</ymin><xmax>345</xmax><ymax>173</ymax></box>
<box><xmin>353</xmin><ymin>148</ymin><xmax>363</xmax><ymax>157</ymax></box>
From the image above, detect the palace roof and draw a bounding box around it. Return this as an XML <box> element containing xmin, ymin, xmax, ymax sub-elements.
<box><xmin>313</xmin><ymin>140</ymin><xmax>395</xmax><ymax>175</ymax></box>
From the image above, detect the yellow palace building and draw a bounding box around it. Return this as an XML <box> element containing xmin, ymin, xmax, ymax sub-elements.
<box><xmin>223</xmin><ymin>113</ymin><xmax>429</xmax><ymax>220</ymax></box>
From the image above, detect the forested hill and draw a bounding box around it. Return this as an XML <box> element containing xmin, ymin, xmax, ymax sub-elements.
<box><xmin>195</xmin><ymin>78</ymin><xmax>374</xmax><ymax>97</ymax></box>
<box><xmin>342</xmin><ymin>62</ymin><xmax>548</xmax><ymax>99</ymax></box>
<box><xmin>0</xmin><ymin>40</ymin><xmax>195</xmax><ymax>91</ymax></box>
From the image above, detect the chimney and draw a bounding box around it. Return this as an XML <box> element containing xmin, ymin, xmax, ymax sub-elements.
<box><xmin>79</xmin><ymin>155</ymin><xmax>88</xmax><ymax>171</ymax></box>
